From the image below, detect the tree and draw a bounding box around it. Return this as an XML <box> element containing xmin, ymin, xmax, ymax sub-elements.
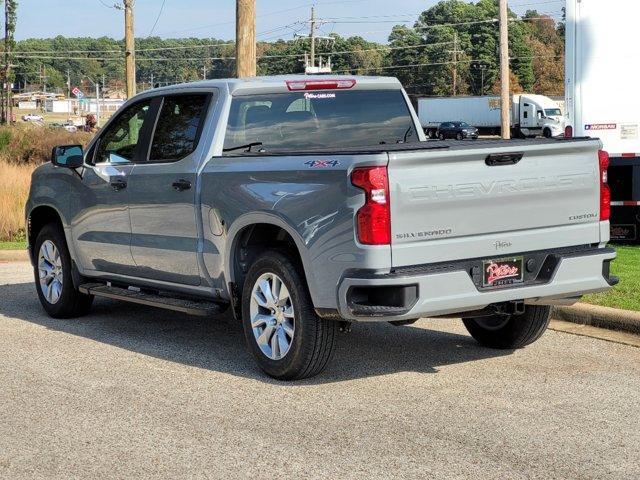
<box><xmin>388</xmin><ymin>0</ymin><xmax>534</xmax><ymax>96</ymax></box>
<box><xmin>522</xmin><ymin>10</ymin><xmax>564</xmax><ymax>95</ymax></box>
<box><xmin>2</xmin><ymin>0</ymin><xmax>17</xmax><ymax>122</ymax></box>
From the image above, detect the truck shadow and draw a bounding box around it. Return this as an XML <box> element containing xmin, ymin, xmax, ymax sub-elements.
<box><xmin>0</xmin><ymin>280</ymin><xmax>512</xmax><ymax>385</ymax></box>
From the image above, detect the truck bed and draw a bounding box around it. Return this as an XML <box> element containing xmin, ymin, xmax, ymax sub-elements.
<box><xmin>225</xmin><ymin>137</ymin><xmax>594</xmax><ymax>156</ymax></box>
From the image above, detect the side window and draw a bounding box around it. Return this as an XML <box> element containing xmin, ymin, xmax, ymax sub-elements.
<box><xmin>148</xmin><ymin>94</ymin><xmax>208</xmax><ymax>162</ymax></box>
<box><xmin>94</xmin><ymin>100</ymin><xmax>151</xmax><ymax>164</ymax></box>
<box><xmin>524</xmin><ymin>111</ymin><xmax>528</xmax><ymax>119</ymax></box>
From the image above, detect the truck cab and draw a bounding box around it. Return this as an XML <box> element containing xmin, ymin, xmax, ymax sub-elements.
<box><xmin>514</xmin><ymin>94</ymin><xmax>565</xmax><ymax>138</ymax></box>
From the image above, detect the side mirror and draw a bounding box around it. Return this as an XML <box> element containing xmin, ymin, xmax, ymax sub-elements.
<box><xmin>51</xmin><ymin>144</ymin><xmax>84</xmax><ymax>168</ymax></box>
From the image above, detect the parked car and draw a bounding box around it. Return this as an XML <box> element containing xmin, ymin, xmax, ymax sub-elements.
<box><xmin>50</xmin><ymin>122</ymin><xmax>78</xmax><ymax>133</ymax></box>
<box><xmin>420</xmin><ymin>95</ymin><xmax>565</xmax><ymax>138</ymax></box>
<box><xmin>22</xmin><ymin>113</ymin><xmax>44</xmax><ymax>122</ymax></box>
<box><xmin>26</xmin><ymin>76</ymin><xmax>616</xmax><ymax>380</ymax></box>
<box><xmin>437</xmin><ymin>121</ymin><xmax>479</xmax><ymax>140</ymax></box>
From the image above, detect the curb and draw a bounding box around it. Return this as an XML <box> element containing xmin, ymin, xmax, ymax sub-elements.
<box><xmin>552</xmin><ymin>303</ymin><xmax>640</xmax><ymax>335</ymax></box>
<box><xmin>0</xmin><ymin>250</ymin><xmax>29</xmax><ymax>262</ymax></box>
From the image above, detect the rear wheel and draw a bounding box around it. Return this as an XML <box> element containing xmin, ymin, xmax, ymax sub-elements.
<box><xmin>438</xmin><ymin>133</ymin><xmax>445</xmax><ymax>140</ymax></box>
<box><xmin>462</xmin><ymin>305</ymin><xmax>551</xmax><ymax>349</ymax></box>
<box><xmin>33</xmin><ymin>223</ymin><xmax>93</xmax><ymax>318</ymax></box>
<box><xmin>241</xmin><ymin>250</ymin><xmax>337</xmax><ymax>380</ymax></box>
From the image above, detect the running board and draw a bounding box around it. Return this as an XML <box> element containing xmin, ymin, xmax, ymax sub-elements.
<box><xmin>79</xmin><ymin>283</ymin><xmax>225</xmax><ymax>317</ymax></box>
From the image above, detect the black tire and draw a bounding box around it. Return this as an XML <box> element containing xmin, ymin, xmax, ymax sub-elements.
<box><xmin>543</xmin><ymin>127</ymin><xmax>552</xmax><ymax>138</ymax></box>
<box><xmin>33</xmin><ymin>223</ymin><xmax>93</xmax><ymax>318</ymax></box>
<box><xmin>438</xmin><ymin>133</ymin><xmax>445</xmax><ymax>140</ymax></box>
<box><xmin>241</xmin><ymin>250</ymin><xmax>337</xmax><ymax>380</ymax></box>
<box><xmin>462</xmin><ymin>305</ymin><xmax>551</xmax><ymax>349</ymax></box>
<box><xmin>456</xmin><ymin>132</ymin><xmax>463</xmax><ymax>140</ymax></box>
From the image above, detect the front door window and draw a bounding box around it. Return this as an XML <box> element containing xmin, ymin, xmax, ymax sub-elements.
<box><xmin>94</xmin><ymin>100</ymin><xmax>151</xmax><ymax>164</ymax></box>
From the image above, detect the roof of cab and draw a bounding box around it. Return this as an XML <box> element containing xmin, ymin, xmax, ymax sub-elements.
<box><xmin>149</xmin><ymin>75</ymin><xmax>403</xmax><ymax>96</ymax></box>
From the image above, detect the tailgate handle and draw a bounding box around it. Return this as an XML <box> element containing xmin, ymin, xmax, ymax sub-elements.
<box><xmin>485</xmin><ymin>152</ymin><xmax>524</xmax><ymax>166</ymax></box>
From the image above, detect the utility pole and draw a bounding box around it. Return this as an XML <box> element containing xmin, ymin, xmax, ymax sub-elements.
<box><xmin>499</xmin><ymin>0</ymin><xmax>511</xmax><ymax>139</ymax></box>
<box><xmin>203</xmin><ymin>64</ymin><xmax>207</xmax><ymax>80</ymax></box>
<box><xmin>3</xmin><ymin>0</ymin><xmax>11</xmax><ymax>124</ymax></box>
<box><xmin>67</xmin><ymin>69</ymin><xmax>71</xmax><ymax>118</ymax></box>
<box><xmin>236</xmin><ymin>0</ymin><xmax>256</xmax><ymax>77</ymax></box>
<box><xmin>124</xmin><ymin>0</ymin><xmax>136</xmax><ymax>98</ymax></box>
<box><xmin>150</xmin><ymin>72</ymin><xmax>154</xmax><ymax>88</ymax></box>
<box><xmin>473</xmin><ymin>63</ymin><xmax>487</xmax><ymax>95</ymax></box>
<box><xmin>296</xmin><ymin>7</ymin><xmax>334</xmax><ymax>73</ymax></box>
<box><xmin>40</xmin><ymin>65</ymin><xmax>47</xmax><ymax>94</ymax></box>
<box><xmin>451</xmin><ymin>32</ymin><xmax>459</xmax><ymax>96</ymax></box>
<box><xmin>310</xmin><ymin>6</ymin><xmax>316</xmax><ymax>69</ymax></box>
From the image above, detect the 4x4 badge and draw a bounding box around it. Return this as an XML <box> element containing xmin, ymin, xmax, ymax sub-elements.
<box><xmin>304</xmin><ymin>160</ymin><xmax>339</xmax><ymax>168</ymax></box>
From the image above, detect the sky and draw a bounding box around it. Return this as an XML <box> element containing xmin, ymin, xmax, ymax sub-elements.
<box><xmin>15</xmin><ymin>0</ymin><xmax>557</xmax><ymax>44</ymax></box>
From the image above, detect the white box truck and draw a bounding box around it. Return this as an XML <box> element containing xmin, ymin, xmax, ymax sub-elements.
<box><xmin>417</xmin><ymin>94</ymin><xmax>565</xmax><ymax>139</ymax></box>
<box><xmin>565</xmin><ymin>0</ymin><xmax>640</xmax><ymax>242</ymax></box>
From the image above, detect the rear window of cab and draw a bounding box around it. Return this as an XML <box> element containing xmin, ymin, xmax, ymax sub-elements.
<box><xmin>222</xmin><ymin>89</ymin><xmax>418</xmax><ymax>154</ymax></box>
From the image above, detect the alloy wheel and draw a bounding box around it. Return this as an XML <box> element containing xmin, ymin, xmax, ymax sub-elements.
<box><xmin>249</xmin><ymin>272</ymin><xmax>295</xmax><ymax>360</ymax></box>
<box><xmin>38</xmin><ymin>240</ymin><xmax>63</xmax><ymax>304</ymax></box>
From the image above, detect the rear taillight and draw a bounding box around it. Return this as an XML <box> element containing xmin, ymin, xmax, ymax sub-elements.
<box><xmin>351</xmin><ymin>166</ymin><xmax>391</xmax><ymax>245</ymax></box>
<box><xmin>564</xmin><ymin>125</ymin><xmax>573</xmax><ymax>138</ymax></box>
<box><xmin>599</xmin><ymin>150</ymin><xmax>610</xmax><ymax>221</ymax></box>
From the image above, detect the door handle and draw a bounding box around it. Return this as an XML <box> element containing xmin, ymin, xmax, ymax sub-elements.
<box><xmin>172</xmin><ymin>179</ymin><xmax>192</xmax><ymax>191</ymax></box>
<box><xmin>110</xmin><ymin>178</ymin><xmax>127</xmax><ymax>190</ymax></box>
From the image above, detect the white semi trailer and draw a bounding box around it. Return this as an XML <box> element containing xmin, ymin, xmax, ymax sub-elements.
<box><xmin>417</xmin><ymin>94</ymin><xmax>565</xmax><ymax>139</ymax></box>
<box><xmin>565</xmin><ymin>0</ymin><xmax>640</xmax><ymax>242</ymax></box>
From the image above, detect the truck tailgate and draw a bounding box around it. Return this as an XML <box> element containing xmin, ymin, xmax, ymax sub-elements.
<box><xmin>388</xmin><ymin>139</ymin><xmax>603</xmax><ymax>267</ymax></box>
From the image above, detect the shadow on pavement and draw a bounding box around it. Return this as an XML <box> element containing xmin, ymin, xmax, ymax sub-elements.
<box><xmin>0</xmin><ymin>280</ymin><xmax>512</xmax><ymax>384</ymax></box>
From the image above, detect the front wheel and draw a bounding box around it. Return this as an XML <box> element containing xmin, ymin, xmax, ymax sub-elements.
<box><xmin>241</xmin><ymin>250</ymin><xmax>337</xmax><ymax>380</ymax></box>
<box><xmin>33</xmin><ymin>223</ymin><xmax>93</xmax><ymax>318</ymax></box>
<box><xmin>462</xmin><ymin>305</ymin><xmax>551</xmax><ymax>349</ymax></box>
<box><xmin>456</xmin><ymin>132</ymin><xmax>463</xmax><ymax>140</ymax></box>
<box><xmin>438</xmin><ymin>133</ymin><xmax>445</xmax><ymax>140</ymax></box>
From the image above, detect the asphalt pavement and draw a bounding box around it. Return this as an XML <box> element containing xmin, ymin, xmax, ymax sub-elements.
<box><xmin>1</xmin><ymin>261</ymin><xmax>639</xmax><ymax>479</ymax></box>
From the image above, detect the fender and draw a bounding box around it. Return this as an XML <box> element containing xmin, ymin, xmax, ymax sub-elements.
<box><xmin>223</xmin><ymin>212</ymin><xmax>321</xmax><ymax>305</ymax></box>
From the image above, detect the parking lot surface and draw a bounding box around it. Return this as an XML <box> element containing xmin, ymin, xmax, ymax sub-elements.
<box><xmin>1</xmin><ymin>261</ymin><xmax>639</xmax><ymax>479</ymax></box>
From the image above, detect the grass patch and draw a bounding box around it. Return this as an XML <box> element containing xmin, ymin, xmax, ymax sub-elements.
<box><xmin>0</xmin><ymin>240</ymin><xmax>26</xmax><ymax>250</ymax></box>
<box><xmin>0</xmin><ymin>125</ymin><xmax>93</xmax><ymax>242</ymax></box>
<box><xmin>583</xmin><ymin>244</ymin><xmax>640</xmax><ymax>311</ymax></box>
<box><xmin>0</xmin><ymin>161</ymin><xmax>33</xmax><ymax>242</ymax></box>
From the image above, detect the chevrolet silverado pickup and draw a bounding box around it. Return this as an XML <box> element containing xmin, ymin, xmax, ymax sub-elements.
<box><xmin>26</xmin><ymin>75</ymin><xmax>617</xmax><ymax>379</ymax></box>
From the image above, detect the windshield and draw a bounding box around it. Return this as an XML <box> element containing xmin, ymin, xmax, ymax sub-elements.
<box><xmin>223</xmin><ymin>89</ymin><xmax>418</xmax><ymax>153</ymax></box>
<box><xmin>544</xmin><ymin>108</ymin><xmax>562</xmax><ymax>116</ymax></box>
<box><xmin>455</xmin><ymin>122</ymin><xmax>471</xmax><ymax>128</ymax></box>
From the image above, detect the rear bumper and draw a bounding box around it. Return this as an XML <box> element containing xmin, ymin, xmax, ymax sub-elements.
<box><xmin>337</xmin><ymin>246</ymin><xmax>616</xmax><ymax>322</ymax></box>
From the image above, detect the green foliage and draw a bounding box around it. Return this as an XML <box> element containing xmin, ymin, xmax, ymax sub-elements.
<box><xmin>584</xmin><ymin>245</ymin><xmax>640</xmax><ymax>311</ymax></box>
<box><xmin>11</xmin><ymin>0</ymin><xmax>564</xmax><ymax>97</ymax></box>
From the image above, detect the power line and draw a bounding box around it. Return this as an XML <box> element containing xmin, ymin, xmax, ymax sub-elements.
<box><xmin>14</xmin><ymin>41</ymin><xmax>456</xmax><ymax>62</ymax></box>
<box><xmin>148</xmin><ymin>0</ymin><xmax>167</xmax><ymax>36</ymax></box>
<box><xmin>334</xmin><ymin>54</ymin><xmax>563</xmax><ymax>74</ymax></box>
<box><xmin>97</xmin><ymin>0</ymin><xmax>118</xmax><ymax>9</ymax></box>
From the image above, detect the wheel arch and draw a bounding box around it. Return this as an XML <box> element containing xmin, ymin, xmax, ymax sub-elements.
<box><xmin>27</xmin><ymin>204</ymin><xmax>66</xmax><ymax>264</ymax></box>
<box><xmin>224</xmin><ymin>214</ymin><xmax>317</xmax><ymax>315</ymax></box>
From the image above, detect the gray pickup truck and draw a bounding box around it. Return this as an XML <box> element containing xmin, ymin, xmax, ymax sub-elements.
<box><xmin>26</xmin><ymin>75</ymin><xmax>616</xmax><ymax>379</ymax></box>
